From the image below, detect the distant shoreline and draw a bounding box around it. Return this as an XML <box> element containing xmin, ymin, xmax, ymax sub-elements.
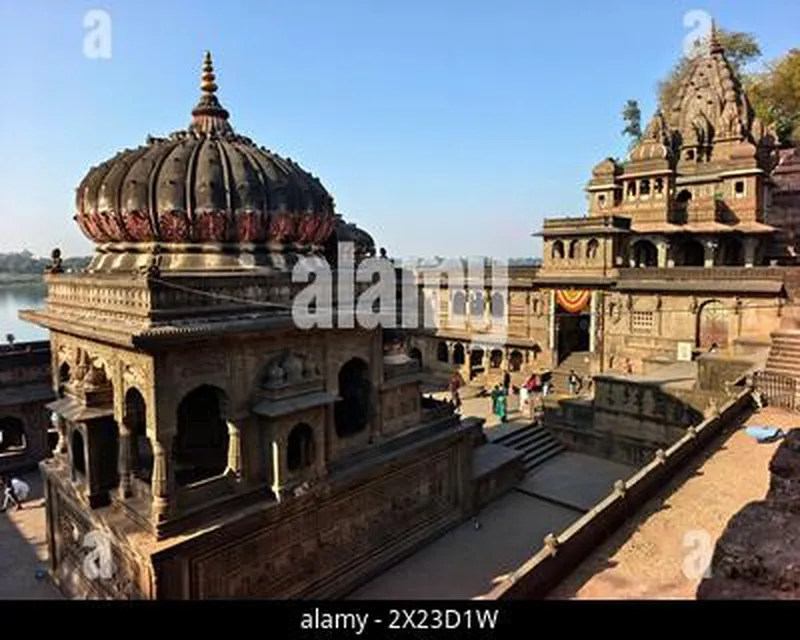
<box><xmin>0</xmin><ymin>273</ymin><xmax>45</xmax><ymax>287</ymax></box>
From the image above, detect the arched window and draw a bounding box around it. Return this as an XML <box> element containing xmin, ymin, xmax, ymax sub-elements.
<box><xmin>719</xmin><ymin>238</ymin><xmax>744</xmax><ymax>266</ymax></box>
<box><xmin>287</xmin><ymin>423</ymin><xmax>315</xmax><ymax>471</ymax></box>
<box><xmin>490</xmin><ymin>350</ymin><xmax>503</xmax><ymax>368</ymax></box>
<box><xmin>452</xmin><ymin>343</ymin><xmax>465</xmax><ymax>365</ymax></box>
<box><xmin>72</xmin><ymin>429</ymin><xmax>86</xmax><ymax>476</ymax></box>
<box><xmin>509</xmin><ymin>350</ymin><xmax>523</xmax><ymax>372</ymax></box>
<box><xmin>436</xmin><ymin>341</ymin><xmax>448</xmax><ymax>363</ymax></box>
<box><xmin>673</xmin><ymin>238</ymin><xmax>704</xmax><ymax>266</ymax></box>
<box><xmin>654</xmin><ymin>178</ymin><xmax>664</xmax><ymax>195</ymax></box>
<box><xmin>490</xmin><ymin>292</ymin><xmax>505</xmax><ymax>319</ymax></box>
<box><xmin>640</xmin><ymin>179</ymin><xmax>651</xmax><ymax>196</ymax></box>
<box><xmin>632</xmin><ymin>240</ymin><xmax>658</xmax><ymax>267</ymax></box>
<box><xmin>125</xmin><ymin>388</ymin><xmax>153</xmax><ymax>483</ymax></box>
<box><xmin>451</xmin><ymin>291</ymin><xmax>466</xmax><ymax>316</ymax></box>
<box><xmin>532</xmin><ymin>344</ymin><xmax>542</xmax><ymax>360</ymax></box>
<box><xmin>174</xmin><ymin>385</ymin><xmax>229</xmax><ymax>485</ymax></box>
<box><xmin>334</xmin><ymin>358</ymin><xmax>371</xmax><ymax>438</ymax></box>
<box><xmin>0</xmin><ymin>416</ymin><xmax>25</xmax><ymax>452</ymax></box>
<box><xmin>568</xmin><ymin>240</ymin><xmax>579</xmax><ymax>259</ymax></box>
<box><xmin>551</xmin><ymin>241</ymin><xmax>564</xmax><ymax>260</ymax></box>
<box><xmin>586</xmin><ymin>239</ymin><xmax>599</xmax><ymax>259</ymax></box>
<box><xmin>470</xmin><ymin>291</ymin><xmax>485</xmax><ymax>318</ymax></box>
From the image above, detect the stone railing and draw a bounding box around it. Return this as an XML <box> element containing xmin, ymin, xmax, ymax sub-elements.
<box><xmin>617</xmin><ymin>267</ymin><xmax>787</xmax><ymax>281</ymax></box>
<box><xmin>421</xmin><ymin>396</ymin><xmax>455</xmax><ymax>422</ymax></box>
<box><xmin>482</xmin><ymin>388</ymin><xmax>754</xmax><ymax>600</ymax></box>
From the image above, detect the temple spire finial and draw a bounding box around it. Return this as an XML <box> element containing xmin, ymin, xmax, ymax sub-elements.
<box><xmin>709</xmin><ymin>18</ymin><xmax>724</xmax><ymax>54</ymax></box>
<box><xmin>189</xmin><ymin>50</ymin><xmax>233</xmax><ymax>135</ymax></box>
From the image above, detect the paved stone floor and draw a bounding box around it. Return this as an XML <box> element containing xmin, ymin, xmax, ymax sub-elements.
<box><xmin>517</xmin><ymin>453</ymin><xmax>636</xmax><ymax>511</ymax></box>
<box><xmin>348</xmin><ymin>490</ymin><xmax>582</xmax><ymax>600</ymax></box>
<box><xmin>549</xmin><ymin>406</ymin><xmax>795</xmax><ymax>600</ymax></box>
<box><xmin>0</xmin><ymin>470</ymin><xmax>62</xmax><ymax>599</ymax></box>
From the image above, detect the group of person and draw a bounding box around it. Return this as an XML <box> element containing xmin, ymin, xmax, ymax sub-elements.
<box><xmin>1</xmin><ymin>475</ymin><xmax>29</xmax><ymax>512</ymax></box>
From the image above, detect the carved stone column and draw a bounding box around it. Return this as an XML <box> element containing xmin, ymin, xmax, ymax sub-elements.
<box><xmin>54</xmin><ymin>413</ymin><xmax>67</xmax><ymax>456</ymax></box>
<box><xmin>118</xmin><ymin>421</ymin><xmax>133</xmax><ymax>499</ymax></box>
<box><xmin>151</xmin><ymin>438</ymin><xmax>173</xmax><ymax>522</ymax></box>
<box><xmin>743</xmin><ymin>237</ymin><xmax>758</xmax><ymax>268</ymax></box>
<box><xmin>226</xmin><ymin>420</ymin><xmax>242</xmax><ymax>480</ymax></box>
<box><xmin>656</xmin><ymin>240</ymin><xmax>669</xmax><ymax>268</ymax></box>
<box><xmin>271</xmin><ymin>437</ymin><xmax>286</xmax><ymax>502</ymax></box>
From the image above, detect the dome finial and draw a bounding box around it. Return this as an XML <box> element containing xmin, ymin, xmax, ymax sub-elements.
<box><xmin>201</xmin><ymin>51</ymin><xmax>218</xmax><ymax>95</ymax></box>
<box><xmin>189</xmin><ymin>50</ymin><xmax>233</xmax><ymax>135</ymax></box>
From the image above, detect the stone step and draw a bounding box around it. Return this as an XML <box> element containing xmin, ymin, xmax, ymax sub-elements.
<box><xmin>494</xmin><ymin>424</ymin><xmax>565</xmax><ymax>473</ymax></box>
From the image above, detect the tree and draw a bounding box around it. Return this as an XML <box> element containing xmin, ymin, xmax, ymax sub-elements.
<box><xmin>621</xmin><ymin>99</ymin><xmax>642</xmax><ymax>147</ymax></box>
<box><xmin>657</xmin><ymin>29</ymin><xmax>761</xmax><ymax>112</ymax></box>
<box><xmin>747</xmin><ymin>48</ymin><xmax>800</xmax><ymax>146</ymax></box>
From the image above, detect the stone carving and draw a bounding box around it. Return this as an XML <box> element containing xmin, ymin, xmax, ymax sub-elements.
<box><xmin>261</xmin><ymin>351</ymin><xmax>321</xmax><ymax>390</ymax></box>
<box><xmin>46</xmin><ymin>248</ymin><xmax>64</xmax><ymax>274</ymax></box>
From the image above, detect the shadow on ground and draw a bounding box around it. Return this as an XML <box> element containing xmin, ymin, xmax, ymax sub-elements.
<box><xmin>0</xmin><ymin>471</ymin><xmax>62</xmax><ymax>599</ymax></box>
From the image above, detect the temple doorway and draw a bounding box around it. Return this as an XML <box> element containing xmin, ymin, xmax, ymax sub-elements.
<box><xmin>696</xmin><ymin>300</ymin><xmax>729</xmax><ymax>350</ymax></box>
<box><xmin>554</xmin><ymin>289</ymin><xmax>592</xmax><ymax>365</ymax></box>
<box><xmin>557</xmin><ymin>313</ymin><xmax>591</xmax><ymax>364</ymax></box>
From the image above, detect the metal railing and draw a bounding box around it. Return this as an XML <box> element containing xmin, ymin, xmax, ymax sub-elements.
<box><xmin>753</xmin><ymin>370</ymin><xmax>798</xmax><ymax>412</ymax></box>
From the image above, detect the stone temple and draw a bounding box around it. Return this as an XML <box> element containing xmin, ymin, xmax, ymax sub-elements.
<box><xmin>20</xmin><ymin>53</ymin><xmax>490</xmax><ymax>599</ymax></box>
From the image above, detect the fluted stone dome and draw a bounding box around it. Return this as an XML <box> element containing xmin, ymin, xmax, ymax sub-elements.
<box><xmin>76</xmin><ymin>52</ymin><xmax>339</xmax><ymax>272</ymax></box>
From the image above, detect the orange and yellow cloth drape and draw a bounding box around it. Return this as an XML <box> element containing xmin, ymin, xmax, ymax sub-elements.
<box><xmin>555</xmin><ymin>289</ymin><xmax>591</xmax><ymax>314</ymax></box>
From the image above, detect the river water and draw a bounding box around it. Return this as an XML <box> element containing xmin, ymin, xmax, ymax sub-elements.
<box><xmin>0</xmin><ymin>284</ymin><xmax>48</xmax><ymax>342</ymax></box>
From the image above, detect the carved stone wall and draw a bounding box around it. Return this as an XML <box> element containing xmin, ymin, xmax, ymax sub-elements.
<box><xmin>380</xmin><ymin>384</ymin><xmax>422</xmax><ymax>437</ymax></box>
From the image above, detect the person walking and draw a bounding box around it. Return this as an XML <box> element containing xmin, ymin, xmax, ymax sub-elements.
<box><xmin>494</xmin><ymin>386</ymin><xmax>508</xmax><ymax>423</ymax></box>
<box><xmin>502</xmin><ymin>370</ymin><xmax>511</xmax><ymax>394</ymax></box>
<box><xmin>1</xmin><ymin>475</ymin><xmax>28</xmax><ymax>512</ymax></box>
<box><xmin>568</xmin><ymin>369</ymin><xmax>580</xmax><ymax>395</ymax></box>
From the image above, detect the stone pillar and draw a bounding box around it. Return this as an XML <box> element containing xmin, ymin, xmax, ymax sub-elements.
<box><xmin>744</xmin><ymin>238</ymin><xmax>757</xmax><ymax>268</ymax></box>
<box><xmin>118</xmin><ymin>421</ymin><xmax>133</xmax><ymax>499</ymax></box>
<box><xmin>226</xmin><ymin>420</ymin><xmax>242</xmax><ymax>480</ymax></box>
<box><xmin>589</xmin><ymin>291</ymin><xmax>597</xmax><ymax>353</ymax></box>
<box><xmin>703</xmin><ymin>239</ymin><xmax>718</xmax><ymax>268</ymax></box>
<box><xmin>151</xmin><ymin>438</ymin><xmax>173</xmax><ymax>522</ymax></box>
<box><xmin>271</xmin><ymin>437</ymin><xmax>286</xmax><ymax>501</ymax></box>
<box><xmin>656</xmin><ymin>240</ymin><xmax>668</xmax><ymax>268</ymax></box>
<box><xmin>548</xmin><ymin>290</ymin><xmax>556</xmax><ymax>351</ymax></box>
<box><xmin>54</xmin><ymin>414</ymin><xmax>67</xmax><ymax>456</ymax></box>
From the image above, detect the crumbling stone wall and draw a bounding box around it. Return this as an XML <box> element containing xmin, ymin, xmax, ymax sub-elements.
<box><xmin>697</xmin><ymin>429</ymin><xmax>800</xmax><ymax>599</ymax></box>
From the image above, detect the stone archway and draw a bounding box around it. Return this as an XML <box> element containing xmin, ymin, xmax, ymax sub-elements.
<box><xmin>696</xmin><ymin>300</ymin><xmax>729</xmax><ymax>350</ymax></box>
<box><xmin>0</xmin><ymin>416</ymin><xmax>25</xmax><ymax>452</ymax></box>
<box><xmin>174</xmin><ymin>385</ymin><xmax>230</xmax><ymax>486</ymax></box>
<box><xmin>334</xmin><ymin>358</ymin><xmax>371</xmax><ymax>439</ymax></box>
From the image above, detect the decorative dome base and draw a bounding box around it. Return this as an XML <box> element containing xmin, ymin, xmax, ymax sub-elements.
<box><xmin>86</xmin><ymin>242</ymin><xmax>324</xmax><ymax>274</ymax></box>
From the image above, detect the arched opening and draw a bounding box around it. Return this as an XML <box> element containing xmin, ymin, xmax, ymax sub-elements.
<box><xmin>568</xmin><ymin>240</ymin><xmax>579</xmax><ymax>259</ymax></box>
<box><xmin>673</xmin><ymin>238</ymin><xmax>704</xmax><ymax>266</ymax></box>
<box><xmin>409</xmin><ymin>347</ymin><xmax>422</xmax><ymax>369</ymax></box>
<box><xmin>509</xmin><ymin>350</ymin><xmax>523</xmax><ymax>372</ymax></box>
<box><xmin>287</xmin><ymin>423</ymin><xmax>315</xmax><ymax>472</ymax></box>
<box><xmin>490</xmin><ymin>349</ymin><xmax>503</xmax><ymax>368</ymax></box>
<box><xmin>125</xmin><ymin>388</ymin><xmax>153</xmax><ymax>483</ymax></box>
<box><xmin>632</xmin><ymin>240</ymin><xmax>658</xmax><ymax>267</ymax></box>
<box><xmin>490</xmin><ymin>292</ymin><xmax>505</xmax><ymax>319</ymax></box>
<box><xmin>174</xmin><ymin>385</ymin><xmax>229</xmax><ymax>486</ymax></box>
<box><xmin>470</xmin><ymin>291</ymin><xmax>485</xmax><ymax>318</ymax></box>
<box><xmin>451</xmin><ymin>291</ymin><xmax>466</xmax><ymax>316</ymax></box>
<box><xmin>696</xmin><ymin>300</ymin><xmax>729</xmax><ymax>350</ymax></box>
<box><xmin>671</xmin><ymin>189</ymin><xmax>691</xmax><ymax>224</ymax></box>
<box><xmin>719</xmin><ymin>238</ymin><xmax>744</xmax><ymax>266</ymax></box>
<box><xmin>0</xmin><ymin>416</ymin><xmax>25</xmax><ymax>452</ymax></box>
<box><xmin>532</xmin><ymin>344</ymin><xmax>542</xmax><ymax>360</ymax></box>
<box><xmin>58</xmin><ymin>363</ymin><xmax>70</xmax><ymax>398</ymax></box>
<box><xmin>71</xmin><ymin>429</ymin><xmax>86</xmax><ymax>477</ymax></box>
<box><xmin>551</xmin><ymin>241</ymin><xmax>564</xmax><ymax>260</ymax></box>
<box><xmin>469</xmin><ymin>348</ymin><xmax>485</xmax><ymax>379</ymax></box>
<box><xmin>586</xmin><ymin>239</ymin><xmax>599</xmax><ymax>259</ymax></box>
<box><xmin>640</xmin><ymin>179</ymin><xmax>651</xmax><ymax>196</ymax></box>
<box><xmin>452</xmin><ymin>343</ymin><xmax>465</xmax><ymax>366</ymax></box>
<box><xmin>436</xmin><ymin>341</ymin><xmax>449</xmax><ymax>363</ymax></box>
<box><xmin>334</xmin><ymin>358</ymin><xmax>371</xmax><ymax>438</ymax></box>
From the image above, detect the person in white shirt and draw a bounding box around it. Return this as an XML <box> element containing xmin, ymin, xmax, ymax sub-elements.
<box><xmin>1</xmin><ymin>476</ymin><xmax>28</xmax><ymax>511</ymax></box>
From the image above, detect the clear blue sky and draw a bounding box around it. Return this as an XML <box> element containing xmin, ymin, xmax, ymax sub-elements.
<box><xmin>0</xmin><ymin>1</ymin><xmax>797</xmax><ymax>260</ymax></box>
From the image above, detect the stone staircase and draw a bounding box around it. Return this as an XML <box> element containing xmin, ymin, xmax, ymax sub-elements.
<box><xmin>493</xmin><ymin>424</ymin><xmax>565</xmax><ymax>473</ymax></box>
<box><xmin>551</xmin><ymin>351</ymin><xmax>592</xmax><ymax>394</ymax></box>
<box><xmin>764</xmin><ymin>329</ymin><xmax>800</xmax><ymax>380</ymax></box>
